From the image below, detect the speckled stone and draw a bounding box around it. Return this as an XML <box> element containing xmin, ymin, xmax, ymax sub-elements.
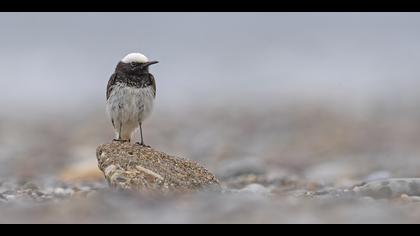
<box><xmin>96</xmin><ymin>142</ymin><xmax>220</xmax><ymax>193</ymax></box>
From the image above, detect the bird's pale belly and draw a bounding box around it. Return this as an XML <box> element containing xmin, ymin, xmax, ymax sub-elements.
<box><xmin>106</xmin><ymin>83</ymin><xmax>155</xmax><ymax>140</ymax></box>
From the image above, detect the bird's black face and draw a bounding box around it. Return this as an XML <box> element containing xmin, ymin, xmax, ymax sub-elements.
<box><xmin>116</xmin><ymin>60</ymin><xmax>159</xmax><ymax>75</ymax></box>
<box><xmin>128</xmin><ymin>61</ymin><xmax>159</xmax><ymax>74</ymax></box>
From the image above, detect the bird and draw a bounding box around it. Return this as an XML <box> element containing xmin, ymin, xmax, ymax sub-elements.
<box><xmin>106</xmin><ymin>52</ymin><xmax>158</xmax><ymax>146</ymax></box>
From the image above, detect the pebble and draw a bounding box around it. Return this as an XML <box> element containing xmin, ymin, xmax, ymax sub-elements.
<box><xmin>54</xmin><ymin>187</ymin><xmax>75</xmax><ymax>197</ymax></box>
<box><xmin>0</xmin><ymin>180</ymin><xmax>101</xmax><ymax>203</ymax></box>
<box><xmin>353</xmin><ymin>178</ymin><xmax>420</xmax><ymax>199</ymax></box>
<box><xmin>364</xmin><ymin>171</ymin><xmax>391</xmax><ymax>182</ymax></box>
<box><xmin>400</xmin><ymin>194</ymin><xmax>420</xmax><ymax>203</ymax></box>
<box><xmin>235</xmin><ymin>184</ymin><xmax>272</xmax><ymax>195</ymax></box>
<box><xmin>215</xmin><ymin>157</ymin><xmax>266</xmax><ymax>179</ymax></box>
<box><xmin>304</xmin><ymin>161</ymin><xmax>356</xmax><ymax>185</ymax></box>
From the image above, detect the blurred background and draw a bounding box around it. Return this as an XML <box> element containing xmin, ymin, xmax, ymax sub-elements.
<box><xmin>1</xmin><ymin>13</ymin><xmax>420</xmax><ymax>223</ymax></box>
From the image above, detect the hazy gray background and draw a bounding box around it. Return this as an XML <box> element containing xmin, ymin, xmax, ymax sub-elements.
<box><xmin>2</xmin><ymin>12</ymin><xmax>420</xmax><ymax>224</ymax></box>
<box><xmin>1</xmin><ymin>13</ymin><xmax>420</xmax><ymax>115</ymax></box>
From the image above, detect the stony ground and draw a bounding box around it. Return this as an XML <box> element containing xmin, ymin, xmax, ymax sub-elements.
<box><xmin>2</xmin><ymin>176</ymin><xmax>420</xmax><ymax>224</ymax></box>
<box><xmin>1</xmin><ymin>103</ymin><xmax>420</xmax><ymax>223</ymax></box>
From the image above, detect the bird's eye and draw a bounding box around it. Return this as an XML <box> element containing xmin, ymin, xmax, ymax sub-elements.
<box><xmin>130</xmin><ymin>62</ymin><xmax>136</xmax><ymax>67</ymax></box>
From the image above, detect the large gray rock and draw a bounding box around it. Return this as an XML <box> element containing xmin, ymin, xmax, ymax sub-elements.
<box><xmin>96</xmin><ymin>142</ymin><xmax>220</xmax><ymax>193</ymax></box>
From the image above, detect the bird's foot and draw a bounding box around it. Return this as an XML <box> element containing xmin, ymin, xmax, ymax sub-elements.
<box><xmin>113</xmin><ymin>139</ymin><xmax>130</xmax><ymax>143</ymax></box>
<box><xmin>135</xmin><ymin>142</ymin><xmax>151</xmax><ymax>148</ymax></box>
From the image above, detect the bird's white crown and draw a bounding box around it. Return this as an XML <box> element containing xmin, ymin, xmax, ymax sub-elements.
<box><xmin>121</xmin><ymin>53</ymin><xmax>149</xmax><ymax>63</ymax></box>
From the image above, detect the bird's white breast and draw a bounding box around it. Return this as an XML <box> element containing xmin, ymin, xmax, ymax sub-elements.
<box><xmin>106</xmin><ymin>83</ymin><xmax>155</xmax><ymax>124</ymax></box>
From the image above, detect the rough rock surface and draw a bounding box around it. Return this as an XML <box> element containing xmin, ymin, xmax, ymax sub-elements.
<box><xmin>96</xmin><ymin>142</ymin><xmax>220</xmax><ymax>193</ymax></box>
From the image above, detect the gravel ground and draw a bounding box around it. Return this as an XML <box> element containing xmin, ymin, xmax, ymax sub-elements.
<box><xmin>1</xmin><ymin>175</ymin><xmax>420</xmax><ymax>224</ymax></box>
<box><xmin>1</xmin><ymin>103</ymin><xmax>420</xmax><ymax>223</ymax></box>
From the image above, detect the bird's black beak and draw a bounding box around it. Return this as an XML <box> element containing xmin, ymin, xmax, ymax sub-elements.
<box><xmin>144</xmin><ymin>61</ymin><xmax>159</xmax><ymax>67</ymax></box>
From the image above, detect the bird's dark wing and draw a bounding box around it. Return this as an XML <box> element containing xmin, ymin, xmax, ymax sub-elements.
<box><xmin>149</xmin><ymin>73</ymin><xmax>156</xmax><ymax>98</ymax></box>
<box><xmin>106</xmin><ymin>73</ymin><xmax>118</xmax><ymax>100</ymax></box>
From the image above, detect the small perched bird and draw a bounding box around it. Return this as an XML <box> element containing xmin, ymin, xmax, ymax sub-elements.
<box><xmin>106</xmin><ymin>53</ymin><xmax>158</xmax><ymax>146</ymax></box>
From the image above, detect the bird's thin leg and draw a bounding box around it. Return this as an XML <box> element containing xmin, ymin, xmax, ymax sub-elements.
<box><xmin>113</xmin><ymin>105</ymin><xmax>129</xmax><ymax>142</ymax></box>
<box><xmin>113</xmin><ymin>122</ymin><xmax>124</xmax><ymax>142</ymax></box>
<box><xmin>136</xmin><ymin>123</ymin><xmax>150</xmax><ymax>147</ymax></box>
<box><xmin>119</xmin><ymin>122</ymin><xmax>122</xmax><ymax>140</ymax></box>
<box><xmin>139</xmin><ymin>123</ymin><xmax>144</xmax><ymax>145</ymax></box>
<box><xmin>112</xmin><ymin>119</ymin><xmax>118</xmax><ymax>142</ymax></box>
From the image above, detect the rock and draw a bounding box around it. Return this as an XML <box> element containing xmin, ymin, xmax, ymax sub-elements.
<box><xmin>363</xmin><ymin>171</ymin><xmax>391</xmax><ymax>182</ymax></box>
<box><xmin>96</xmin><ymin>142</ymin><xmax>220</xmax><ymax>193</ymax></box>
<box><xmin>0</xmin><ymin>193</ymin><xmax>6</xmax><ymax>201</ymax></box>
<box><xmin>304</xmin><ymin>161</ymin><xmax>358</xmax><ymax>186</ymax></box>
<box><xmin>53</xmin><ymin>187</ymin><xmax>75</xmax><ymax>197</ymax></box>
<box><xmin>214</xmin><ymin>157</ymin><xmax>266</xmax><ymax>179</ymax></box>
<box><xmin>58</xmin><ymin>158</ymin><xmax>104</xmax><ymax>182</ymax></box>
<box><xmin>59</xmin><ymin>146</ymin><xmax>104</xmax><ymax>182</ymax></box>
<box><xmin>235</xmin><ymin>184</ymin><xmax>272</xmax><ymax>195</ymax></box>
<box><xmin>399</xmin><ymin>194</ymin><xmax>420</xmax><ymax>203</ymax></box>
<box><xmin>353</xmin><ymin>178</ymin><xmax>420</xmax><ymax>199</ymax></box>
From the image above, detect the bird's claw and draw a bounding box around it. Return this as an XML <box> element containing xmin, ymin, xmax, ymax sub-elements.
<box><xmin>135</xmin><ymin>142</ymin><xmax>151</xmax><ymax>148</ymax></box>
<box><xmin>113</xmin><ymin>139</ymin><xmax>130</xmax><ymax>143</ymax></box>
